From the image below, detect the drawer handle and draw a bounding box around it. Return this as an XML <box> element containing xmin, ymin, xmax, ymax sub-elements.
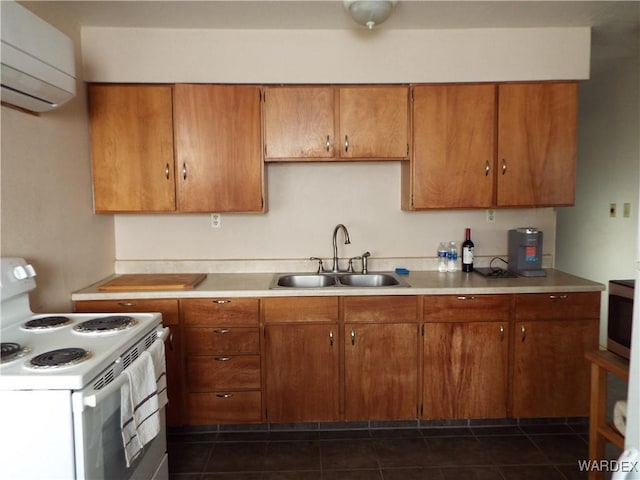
<box><xmin>216</xmin><ymin>393</ymin><xmax>234</xmax><ymax>399</ymax></box>
<box><xmin>214</xmin><ymin>356</ymin><xmax>231</xmax><ymax>362</ymax></box>
<box><xmin>457</xmin><ymin>296</ymin><xmax>475</xmax><ymax>301</ymax></box>
<box><xmin>213</xmin><ymin>328</ymin><xmax>230</xmax><ymax>334</ymax></box>
<box><xmin>117</xmin><ymin>301</ymin><xmax>135</xmax><ymax>307</ymax></box>
<box><xmin>549</xmin><ymin>295</ymin><xmax>568</xmax><ymax>300</ymax></box>
<box><xmin>213</xmin><ymin>299</ymin><xmax>231</xmax><ymax>304</ymax></box>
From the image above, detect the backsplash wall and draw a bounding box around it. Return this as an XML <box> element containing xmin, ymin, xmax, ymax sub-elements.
<box><xmin>114</xmin><ymin>162</ymin><xmax>556</xmax><ymax>266</ymax></box>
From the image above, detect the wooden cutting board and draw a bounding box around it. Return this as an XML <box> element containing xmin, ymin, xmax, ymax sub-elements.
<box><xmin>98</xmin><ymin>273</ymin><xmax>207</xmax><ymax>291</ymax></box>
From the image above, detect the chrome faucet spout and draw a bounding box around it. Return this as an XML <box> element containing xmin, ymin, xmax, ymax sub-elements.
<box><xmin>332</xmin><ymin>224</ymin><xmax>351</xmax><ymax>272</ymax></box>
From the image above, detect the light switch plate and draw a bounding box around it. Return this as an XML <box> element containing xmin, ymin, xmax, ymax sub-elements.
<box><xmin>211</xmin><ymin>213</ymin><xmax>222</xmax><ymax>228</ymax></box>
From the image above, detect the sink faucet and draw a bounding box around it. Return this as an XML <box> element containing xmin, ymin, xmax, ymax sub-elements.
<box><xmin>331</xmin><ymin>224</ymin><xmax>351</xmax><ymax>272</ymax></box>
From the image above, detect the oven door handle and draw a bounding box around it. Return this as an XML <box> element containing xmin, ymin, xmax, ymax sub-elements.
<box><xmin>72</xmin><ymin>327</ymin><xmax>170</xmax><ymax>413</ymax></box>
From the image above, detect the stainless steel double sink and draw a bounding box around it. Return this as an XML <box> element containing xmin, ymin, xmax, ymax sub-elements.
<box><xmin>270</xmin><ymin>272</ymin><xmax>410</xmax><ymax>289</ymax></box>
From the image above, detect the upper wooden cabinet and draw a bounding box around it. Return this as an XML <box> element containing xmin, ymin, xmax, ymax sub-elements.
<box><xmin>89</xmin><ymin>84</ymin><xmax>265</xmax><ymax>213</ymax></box>
<box><xmin>174</xmin><ymin>84</ymin><xmax>264</xmax><ymax>213</ymax></box>
<box><xmin>407</xmin><ymin>84</ymin><xmax>496</xmax><ymax>209</ymax></box>
<box><xmin>89</xmin><ymin>85</ymin><xmax>176</xmax><ymax>212</ymax></box>
<box><xmin>497</xmin><ymin>82</ymin><xmax>577</xmax><ymax>207</ymax></box>
<box><xmin>263</xmin><ymin>85</ymin><xmax>409</xmax><ymax>161</ymax></box>
<box><xmin>403</xmin><ymin>81</ymin><xmax>578</xmax><ymax>210</ymax></box>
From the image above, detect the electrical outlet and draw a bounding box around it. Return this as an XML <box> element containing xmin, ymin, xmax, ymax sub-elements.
<box><xmin>610</xmin><ymin>203</ymin><xmax>617</xmax><ymax>218</ymax></box>
<box><xmin>486</xmin><ymin>209</ymin><xmax>496</xmax><ymax>224</ymax></box>
<box><xmin>624</xmin><ymin>203</ymin><xmax>631</xmax><ymax>218</ymax></box>
<box><xmin>211</xmin><ymin>213</ymin><xmax>222</xmax><ymax>229</ymax></box>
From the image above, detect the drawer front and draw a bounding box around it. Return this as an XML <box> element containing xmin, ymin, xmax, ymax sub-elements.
<box><xmin>263</xmin><ymin>296</ymin><xmax>339</xmax><ymax>323</ymax></box>
<box><xmin>185</xmin><ymin>327</ymin><xmax>259</xmax><ymax>354</ymax></box>
<box><xmin>181</xmin><ymin>298</ymin><xmax>259</xmax><ymax>326</ymax></box>
<box><xmin>423</xmin><ymin>295</ymin><xmax>510</xmax><ymax>322</ymax></box>
<box><xmin>343</xmin><ymin>296</ymin><xmax>417</xmax><ymax>323</ymax></box>
<box><xmin>74</xmin><ymin>299</ymin><xmax>179</xmax><ymax>325</ymax></box>
<box><xmin>187</xmin><ymin>391</ymin><xmax>262</xmax><ymax>424</ymax></box>
<box><xmin>187</xmin><ymin>355</ymin><xmax>261</xmax><ymax>391</ymax></box>
<box><xmin>515</xmin><ymin>292</ymin><xmax>600</xmax><ymax>320</ymax></box>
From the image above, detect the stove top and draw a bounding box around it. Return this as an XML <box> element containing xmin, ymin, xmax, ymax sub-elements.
<box><xmin>0</xmin><ymin>257</ymin><xmax>163</xmax><ymax>391</ymax></box>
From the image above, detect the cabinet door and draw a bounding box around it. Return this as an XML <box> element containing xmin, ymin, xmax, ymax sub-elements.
<box><xmin>512</xmin><ymin>319</ymin><xmax>598</xmax><ymax>418</ymax></box>
<box><xmin>345</xmin><ymin>323</ymin><xmax>418</xmax><ymax>421</ymax></box>
<box><xmin>174</xmin><ymin>84</ymin><xmax>264</xmax><ymax>212</ymax></box>
<box><xmin>339</xmin><ymin>86</ymin><xmax>409</xmax><ymax>159</ymax></box>
<box><xmin>264</xmin><ymin>324</ymin><xmax>340</xmax><ymax>422</ymax></box>
<box><xmin>497</xmin><ymin>82</ymin><xmax>577</xmax><ymax>207</ymax></box>
<box><xmin>411</xmin><ymin>84</ymin><xmax>496</xmax><ymax>209</ymax></box>
<box><xmin>263</xmin><ymin>86</ymin><xmax>336</xmax><ymax>160</ymax></box>
<box><xmin>423</xmin><ymin>322</ymin><xmax>508</xmax><ymax>419</ymax></box>
<box><xmin>74</xmin><ymin>299</ymin><xmax>183</xmax><ymax>427</ymax></box>
<box><xmin>89</xmin><ymin>85</ymin><xmax>176</xmax><ymax>212</ymax></box>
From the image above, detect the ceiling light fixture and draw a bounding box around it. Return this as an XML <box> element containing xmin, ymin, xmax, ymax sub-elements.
<box><xmin>344</xmin><ymin>1</ymin><xmax>397</xmax><ymax>30</ymax></box>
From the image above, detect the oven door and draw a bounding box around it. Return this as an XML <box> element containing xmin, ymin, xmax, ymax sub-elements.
<box><xmin>71</xmin><ymin>333</ymin><xmax>169</xmax><ymax>480</ymax></box>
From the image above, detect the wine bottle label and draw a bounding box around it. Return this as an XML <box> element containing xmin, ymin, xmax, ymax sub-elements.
<box><xmin>463</xmin><ymin>247</ymin><xmax>474</xmax><ymax>264</ymax></box>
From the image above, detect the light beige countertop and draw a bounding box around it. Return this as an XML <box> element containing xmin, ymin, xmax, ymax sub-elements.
<box><xmin>71</xmin><ymin>268</ymin><xmax>604</xmax><ymax>301</ymax></box>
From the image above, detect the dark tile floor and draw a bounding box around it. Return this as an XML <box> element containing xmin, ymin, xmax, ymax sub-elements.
<box><xmin>167</xmin><ymin>421</ymin><xmax>609</xmax><ymax>480</ymax></box>
<box><xmin>168</xmin><ymin>373</ymin><xmax>629</xmax><ymax>480</ymax></box>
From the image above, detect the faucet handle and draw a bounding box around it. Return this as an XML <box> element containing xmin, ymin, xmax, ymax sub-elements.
<box><xmin>310</xmin><ymin>257</ymin><xmax>325</xmax><ymax>273</ymax></box>
<box><xmin>348</xmin><ymin>256</ymin><xmax>362</xmax><ymax>273</ymax></box>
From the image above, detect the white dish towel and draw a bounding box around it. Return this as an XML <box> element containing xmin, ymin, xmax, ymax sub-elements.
<box><xmin>120</xmin><ymin>350</ymin><xmax>160</xmax><ymax>467</ymax></box>
<box><xmin>148</xmin><ymin>337</ymin><xmax>168</xmax><ymax>409</ymax></box>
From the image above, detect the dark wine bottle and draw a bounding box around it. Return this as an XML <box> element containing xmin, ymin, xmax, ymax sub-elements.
<box><xmin>462</xmin><ymin>228</ymin><xmax>474</xmax><ymax>272</ymax></box>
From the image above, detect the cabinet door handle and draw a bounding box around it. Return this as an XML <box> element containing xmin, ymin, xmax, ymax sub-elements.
<box><xmin>502</xmin><ymin>159</ymin><xmax>507</xmax><ymax>175</ymax></box>
<box><xmin>351</xmin><ymin>329</ymin><xmax>356</xmax><ymax>346</ymax></box>
<box><xmin>213</xmin><ymin>299</ymin><xmax>231</xmax><ymax>304</ymax></box>
<box><xmin>326</xmin><ymin>135</ymin><xmax>331</xmax><ymax>152</ymax></box>
<box><xmin>329</xmin><ymin>330</ymin><xmax>334</xmax><ymax>347</ymax></box>
<box><xmin>117</xmin><ymin>301</ymin><xmax>135</xmax><ymax>307</ymax></box>
<box><xmin>457</xmin><ymin>296</ymin><xmax>475</xmax><ymax>301</ymax></box>
<box><xmin>549</xmin><ymin>295</ymin><xmax>568</xmax><ymax>300</ymax></box>
<box><xmin>500</xmin><ymin>325</ymin><xmax>504</xmax><ymax>342</ymax></box>
<box><xmin>216</xmin><ymin>393</ymin><xmax>234</xmax><ymax>399</ymax></box>
<box><xmin>485</xmin><ymin>160</ymin><xmax>491</xmax><ymax>176</ymax></box>
<box><xmin>521</xmin><ymin>325</ymin><xmax>526</xmax><ymax>342</ymax></box>
<box><xmin>214</xmin><ymin>356</ymin><xmax>231</xmax><ymax>362</ymax></box>
<box><xmin>182</xmin><ymin>162</ymin><xmax>188</xmax><ymax>180</ymax></box>
<box><xmin>169</xmin><ymin>332</ymin><xmax>174</xmax><ymax>351</ymax></box>
<box><xmin>344</xmin><ymin>135</ymin><xmax>349</xmax><ymax>153</ymax></box>
<box><xmin>213</xmin><ymin>328</ymin><xmax>230</xmax><ymax>334</ymax></box>
<box><xmin>165</xmin><ymin>163</ymin><xmax>170</xmax><ymax>180</ymax></box>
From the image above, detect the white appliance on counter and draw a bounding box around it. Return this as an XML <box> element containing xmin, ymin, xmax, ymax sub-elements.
<box><xmin>0</xmin><ymin>257</ymin><xmax>169</xmax><ymax>480</ymax></box>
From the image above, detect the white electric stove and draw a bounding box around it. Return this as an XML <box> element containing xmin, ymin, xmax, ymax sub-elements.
<box><xmin>0</xmin><ymin>257</ymin><xmax>169</xmax><ymax>480</ymax></box>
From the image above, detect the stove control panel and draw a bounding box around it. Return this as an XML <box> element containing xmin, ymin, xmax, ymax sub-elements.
<box><xmin>0</xmin><ymin>257</ymin><xmax>37</xmax><ymax>302</ymax></box>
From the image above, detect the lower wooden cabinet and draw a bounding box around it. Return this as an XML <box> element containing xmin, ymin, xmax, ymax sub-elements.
<box><xmin>263</xmin><ymin>297</ymin><xmax>340</xmax><ymax>422</ymax></box>
<box><xmin>73</xmin><ymin>299</ymin><xmax>184</xmax><ymax>427</ymax></box>
<box><xmin>512</xmin><ymin>293</ymin><xmax>600</xmax><ymax>418</ymax></box>
<box><xmin>423</xmin><ymin>322</ymin><xmax>509</xmax><ymax>419</ymax></box>
<box><xmin>422</xmin><ymin>295</ymin><xmax>510</xmax><ymax>420</ymax></box>
<box><xmin>181</xmin><ymin>298</ymin><xmax>262</xmax><ymax>425</ymax></box>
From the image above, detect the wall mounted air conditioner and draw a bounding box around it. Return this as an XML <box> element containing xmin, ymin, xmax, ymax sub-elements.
<box><xmin>1</xmin><ymin>0</ymin><xmax>76</xmax><ymax>113</ymax></box>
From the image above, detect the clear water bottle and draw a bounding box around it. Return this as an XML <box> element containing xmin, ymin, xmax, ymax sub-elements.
<box><xmin>437</xmin><ymin>242</ymin><xmax>448</xmax><ymax>272</ymax></box>
<box><xmin>447</xmin><ymin>241</ymin><xmax>458</xmax><ymax>272</ymax></box>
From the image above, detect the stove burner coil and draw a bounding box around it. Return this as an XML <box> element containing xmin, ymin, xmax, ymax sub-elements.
<box><xmin>23</xmin><ymin>316</ymin><xmax>72</xmax><ymax>330</ymax></box>
<box><xmin>29</xmin><ymin>348</ymin><xmax>91</xmax><ymax>368</ymax></box>
<box><xmin>73</xmin><ymin>315</ymin><xmax>138</xmax><ymax>334</ymax></box>
<box><xmin>1</xmin><ymin>342</ymin><xmax>30</xmax><ymax>364</ymax></box>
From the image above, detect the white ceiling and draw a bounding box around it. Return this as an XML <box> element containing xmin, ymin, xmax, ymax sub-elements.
<box><xmin>21</xmin><ymin>1</ymin><xmax>640</xmax><ymax>66</ymax></box>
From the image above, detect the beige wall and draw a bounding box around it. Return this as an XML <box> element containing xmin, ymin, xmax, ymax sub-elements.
<box><xmin>0</xmin><ymin>4</ymin><xmax>114</xmax><ymax>311</ymax></box>
<box><xmin>80</xmin><ymin>26</ymin><xmax>588</xmax><ymax>265</ymax></box>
